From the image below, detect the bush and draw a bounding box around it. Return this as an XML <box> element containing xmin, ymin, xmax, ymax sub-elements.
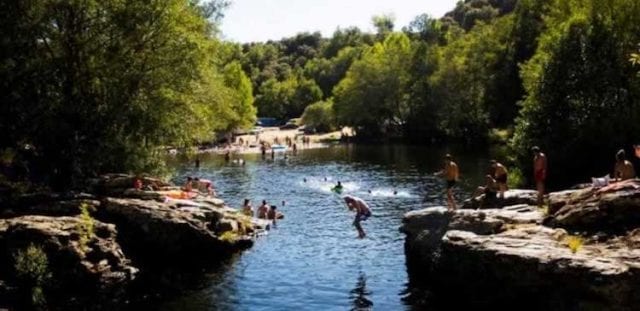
<box><xmin>13</xmin><ymin>244</ymin><xmax>51</xmax><ymax>307</ymax></box>
<box><xmin>77</xmin><ymin>203</ymin><xmax>95</xmax><ymax>252</ymax></box>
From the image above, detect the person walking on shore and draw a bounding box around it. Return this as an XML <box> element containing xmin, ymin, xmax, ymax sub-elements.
<box><xmin>532</xmin><ymin>146</ymin><xmax>547</xmax><ymax>206</ymax></box>
<box><xmin>344</xmin><ymin>195</ymin><xmax>372</xmax><ymax>239</ymax></box>
<box><xmin>435</xmin><ymin>154</ymin><xmax>459</xmax><ymax>211</ymax></box>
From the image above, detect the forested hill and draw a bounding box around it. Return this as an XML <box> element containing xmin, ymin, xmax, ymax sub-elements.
<box><xmin>232</xmin><ymin>0</ymin><xmax>640</xmax><ymax>188</ymax></box>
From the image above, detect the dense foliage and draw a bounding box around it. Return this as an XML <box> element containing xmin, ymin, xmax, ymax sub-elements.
<box><xmin>233</xmin><ymin>0</ymin><xmax>640</xmax><ymax>187</ymax></box>
<box><xmin>0</xmin><ymin>0</ymin><xmax>254</xmax><ymax>188</ymax></box>
<box><xmin>3</xmin><ymin>0</ymin><xmax>640</xmax><ymax>188</ymax></box>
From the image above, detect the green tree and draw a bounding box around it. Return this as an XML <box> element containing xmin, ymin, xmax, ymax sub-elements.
<box><xmin>512</xmin><ymin>0</ymin><xmax>640</xmax><ymax>188</ymax></box>
<box><xmin>333</xmin><ymin>33</ymin><xmax>413</xmax><ymax>139</ymax></box>
<box><xmin>0</xmin><ymin>0</ymin><xmax>241</xmax><ymax>188</ymax></box>
<box><xmin>301</xmin><ymin>100</ymin><xmax>336</xmax><ymax>133</ymax></box>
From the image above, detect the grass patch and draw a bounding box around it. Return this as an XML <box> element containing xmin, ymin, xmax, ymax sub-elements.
<box><xmin>488</xmin><ymin>128</ymin><xmax>512</xmax><ymax>144</ymax></box>
<box><xmin>507</xmin><ymin>167</ymin><xmax>525</xmax><ymax>189</ymax></box>
<box><xmin>565</xmin><ymin>235</ymin><xmax>584</xmax><ymax>254</ymax></box>
<box><xmin>220</xmin><ymin>231</ymin><xmax>239</xmax><ymax>243</ymax></box>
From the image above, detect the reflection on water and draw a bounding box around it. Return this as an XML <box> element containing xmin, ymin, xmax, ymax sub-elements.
<box><xmin>350</xmin><ymin>273</ymin><xmax>373</xmax><ymax>311</ymax></box>
<box><xmin>155</xmin><ymin>145</ymin><xmax>492</xmax><ymax>310</ymax></box>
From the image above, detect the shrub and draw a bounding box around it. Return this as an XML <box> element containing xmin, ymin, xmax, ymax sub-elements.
<box><xmin>13</xmin><ymin>244</ymin><xmax>51</xmax><ymax>307</ymax></box>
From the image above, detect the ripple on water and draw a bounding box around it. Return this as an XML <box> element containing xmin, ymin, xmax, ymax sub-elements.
<box><xmin>158</xmin><ymin>145</ymin><xmax>488</xmax><ymax>311</ymax></box>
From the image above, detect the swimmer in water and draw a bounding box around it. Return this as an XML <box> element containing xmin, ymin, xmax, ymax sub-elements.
<box><xmin>332</xmin><ymin>181</ymin><xmax>344</xmax><ymax>193</ymax></box>
<box><xmin>393</xmin><ymin>190</ymin><xmax>398</xmax><ymax>195</ymax></box>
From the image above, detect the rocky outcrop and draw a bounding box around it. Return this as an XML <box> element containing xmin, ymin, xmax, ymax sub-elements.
<box><xmin>403</xmin><ymin>185</ymin><xmax>640</xmax><ymax>310</ymax></box>
<box><xmin>0</xmin><ymin>174</ymin><xmax>271</xmax><ymax>309</ymax></box>
<box><xmin>0</xmin><ymin>216</ymin><xmax>137</xmax><ymax>306</ymax></box>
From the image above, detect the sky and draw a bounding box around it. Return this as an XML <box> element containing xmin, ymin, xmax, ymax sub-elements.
<box><xmin>220</xmin><ymin>0</ymin><xmax>459</xmax><ymax>43</ymax></box>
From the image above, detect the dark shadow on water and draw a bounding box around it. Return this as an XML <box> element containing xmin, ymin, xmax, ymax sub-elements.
<box><xmin>349</xmin><ymin>272</ymin><xmax>373</xmax><ymax>311</ymax></box>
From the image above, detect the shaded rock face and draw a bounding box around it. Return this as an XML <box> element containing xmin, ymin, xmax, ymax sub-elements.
<box><xmin>0</xmin><ymin>174</ymin><xmax>269</xmax><ymax>309</ymax></box>
<box><xmin>0</xmin><ymin>216</ymin><xmax>137</xmax><ymax>306</ymax></box>
<box><xmin>99</xmin><ymin>198</ymin><xmax>252</xmax><ymax>264</ymax></box>
<box><xmin>402</xmin><ymin>188</ymin><xmax>640</xmax><ymax>310</ymax></box>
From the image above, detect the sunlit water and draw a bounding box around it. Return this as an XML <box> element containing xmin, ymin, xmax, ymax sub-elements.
<box><xmin>158</xmin><ymin>145</ymin><xmax>491</xmax><ymax>310</ymax></box>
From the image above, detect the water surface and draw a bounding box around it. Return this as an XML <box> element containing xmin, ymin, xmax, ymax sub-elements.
<box><xmin>160</xmin><ymin>145</ymin><xmax>491</xmax><ymax>310</ymax></box>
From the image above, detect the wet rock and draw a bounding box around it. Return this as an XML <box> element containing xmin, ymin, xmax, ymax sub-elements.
<box><xmin>462</xmin><ymin>189</ymin><xmax>538</xmax><ymax>210</ymax></box>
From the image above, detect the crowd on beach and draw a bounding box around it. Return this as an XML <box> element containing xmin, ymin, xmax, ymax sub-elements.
<box><xmin>436</xmin><ymin>145</ymin><xmax>639</xmax><ymax>211</ymax></box>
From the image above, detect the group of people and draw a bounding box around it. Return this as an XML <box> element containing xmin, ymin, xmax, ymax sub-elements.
<box><xmin>436</xmin><ymin>147</ymin><xmax>548</xmax><ymax>211</ymax></box>
<box><xmin>241</xmin><ymin>199</ymin><xmax>281</xmax><ymax>221</ymax></box>
<box><xmin>437</xmin><ymin>145</ymin><xmax>640</xmax><ymax>211</ymax></box>
<box><xmin>184</xmin><ymin>177</ymin><xmax>216</xmax><ymax>196</ymax></box>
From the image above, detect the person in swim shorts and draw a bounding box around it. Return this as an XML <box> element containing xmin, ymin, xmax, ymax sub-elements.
<box><xmin>532</xmin><ymin>146</ymin><xmax>547</xmax><ymax>207</ymax></box>
<box><xmin>344</xmin><ymin>195</ymin><xmax>372</xmax><ymax>239</ymax></box>
<box><xmin>491</xmin><ymin>160</ymin><xmax>508</xmax><ymax>199</ymax></box>
<box><xmin>435</xmin><ymin>154</ymin><xmax>459</xmax><ymax>211</ymax></box>
<box><xmin>194</xmin><ymin>177</ymin><xmax>215</xmax><ymax>196</ymax></box>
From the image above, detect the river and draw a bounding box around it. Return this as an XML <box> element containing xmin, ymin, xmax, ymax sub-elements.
<box><xmin>155</xmin><ymin>144</ymin><xmax>493</xmax><ymax>310</ymax></box>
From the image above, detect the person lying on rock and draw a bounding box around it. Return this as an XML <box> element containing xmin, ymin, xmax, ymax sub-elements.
<box><xmin>257</xmin><ymin>200</ymin><xmax>269</xmax><ymax>219</ymax></box>
<box><xmin>613</xmin><ymin>149</ymin><xmax>636</xmax><ymax>182</ymax></box>
<box><xmin>472</xmin><ymin>175</ymin><xmax>499</xmax><ymax>209</ymax></box>
<box><xmin>344</xmin><ymin>195</ymin><xmax>372</xmax><ymax>239</ymax></box>
<box><xmin>490</xmin><ymin>160</ymin><xmax>508</xmax><ymax>199</ymax></box>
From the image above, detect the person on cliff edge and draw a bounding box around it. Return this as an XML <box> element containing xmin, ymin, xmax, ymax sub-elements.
<box><xmin>344</xmin><ymin>195</ymin><xmax>372</xmax><ymax>239</ymax></box>
<box><xmin>435</xmin><ymin>154</ymin><xmax>459</xmax><ymax>211</ymax></box>
<box><xmin>532</xmin><ymin>146</ymin><xmax>547</xmax><ymax>207</ymax></box>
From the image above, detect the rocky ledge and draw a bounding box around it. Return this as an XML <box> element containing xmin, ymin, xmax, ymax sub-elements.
<box><xmin>402</xmin><ymin>181</ymin><xmax>640</xmax><ymax>310</ymax></box>
<box><xmin>0</xmin><ymin>174</ymin><xmax>270</xmax><ymax>309</ymax></box>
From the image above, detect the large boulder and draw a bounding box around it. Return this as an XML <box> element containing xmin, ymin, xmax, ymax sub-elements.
<box><xmin>401</xmin><ymin>206</ymin><xmax>543</xmax><ymax>279</ymax></box>
<box><xmin>547</xmin><ymin>182</ymin><xmax>640</xmax><ymax>232</ymax></box>
<box><xmin>438</xmin><ymin>227</ymin><xmax>640</xmax><ymax>309</ymax></box>
<box><xmin>0</xmin><ymin>216</ymin><xmax>137</xmax><ymax>306</ymax></box>
<box><xmin>98</xmin><ymin>198</ymin><xmax>252</xmax><ymax>263</ymax></box>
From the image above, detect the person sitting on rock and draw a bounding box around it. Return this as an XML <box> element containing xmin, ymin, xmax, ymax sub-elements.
<box><xmin>257</xmin><ymin>200</ymin><xmax>269</xmax><ymax>219</ymax></box>
<box><xmin>472</xmin><ymin>175</ymin><xmax>499</xmax><ymax>209</ymax></box>
<box><xmin>184</xmin><ymin>177</ymin><xmax>194</xmax><ymax>192</ymax></box>
<box><xmin>267</xmin><ymin>205</ymin><xmax>278</xmax><ymax>220</ymax></box>
<box><xmin>241</xmin><ymin>199</ymin><xmax>253</xmax><ymax>217</ymax></box>
<box><xmin>614</xmin><ymin>149</ymin><xmax>636</xmax><ymax>181</ymax></box>
<box><xmin>194</xmin><ymin>177</ymin><xmax>215</xmax><ymax>196</ymax></box>
<box><xmin>490</xmin><ymin>160</ymin><xmax>509</xmax><ymax>199</ymax></box>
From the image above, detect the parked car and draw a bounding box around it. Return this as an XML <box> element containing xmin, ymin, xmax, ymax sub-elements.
<box><xmin>249</xmin><ymin>126</ymin><xmax>264</xmax><ymax>135</ymax></box>
<box><xmin>279</xmin><ymin>123</ymin><xmax>299</xmax><ymax>130</ymax></box>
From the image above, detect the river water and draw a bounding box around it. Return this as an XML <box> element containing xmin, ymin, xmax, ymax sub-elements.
<box><xmin>158</xmin><ymin>145</ymin><xmax>492</xmax><ymax>310</ymax></box>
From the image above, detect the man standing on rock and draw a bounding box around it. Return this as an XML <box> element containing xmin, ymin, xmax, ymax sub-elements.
<box><xmin>491</xmin><ymin>160</ymin><xmax>508</xmax><ymax>199</ymax></box>
<box><xmin>435</xmin><ymin>154</ymin><xmax>459</xmax><ymax>211</ymax></box>
<box><xmin>344</xmin><ymin>195</ymin><xmax>372</xmax><ymax>239</ymax></box>
<box><xmin>532</xmin><ymin>146</ymin><xmax>547</xmax><ymax>206</ymax></box>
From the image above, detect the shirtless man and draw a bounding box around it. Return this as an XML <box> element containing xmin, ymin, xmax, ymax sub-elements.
<box><xmin>532</xmin><ymin>146</ymin><xmax>547</xmax><ymax>206</ymax></box>
<box><xmin>614</xmin><ymin>149</ymin><xmax>636</xmax><ymax>181</ymax></box>
<box><xmin>435</xmin><ymin>154</ymin><xmax>459</xmax><ymax>211</ymax></box>
<box><xmin>257</xmin><ymin>200</ymin><xmax>269</xmax><ymax>219</ymax></box>
<box><xmin>344</xmin><ymin>195</ymin><xmax>372</xmax><ymax>239</ymax></box>
<box><xmin>194</xmin><ymin>177</ymin><xmax>215</xmax><ymax>196</ymax></box>
<box><xmin>491</xmin><ymin>160</ymin><xmax>508</xmax><ymax>199</ymax></box>
<box><xmin>472</xmin><ymin>175</ymin><xmax>499</xmax><ymax>209</ymax></box>
<box><xmin>241</xmin><ymin>199</ymin><xmax>253</xmax><ymax>217</ymax></box>
<box><xmin>184</xmin><ymin>177</ymin><xmax>194</xmax><ymax>192</ymax></box>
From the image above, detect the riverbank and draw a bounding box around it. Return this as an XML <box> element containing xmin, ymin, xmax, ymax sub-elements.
<box><xmin>401</xmin><ymin>180</ymin><xmax>640</xmax><ymax>309</ymax></box>
<box><xmin>0</xmin><ymin>174</ymin><xmax>271</xmax><ymax>309</ymax></box>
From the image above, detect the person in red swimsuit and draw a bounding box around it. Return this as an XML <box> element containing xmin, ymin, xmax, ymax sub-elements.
<box><xmin>532</xmin><ymin>146</ymin><xmax>547</xmax><ymax>207</ymax></box>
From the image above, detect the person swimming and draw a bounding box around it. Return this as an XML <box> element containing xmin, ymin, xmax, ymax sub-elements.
<box><xmin>344</xmin><ymin>195</ymin><xmax>372</xmax><ymax>239</ymax></box>
<box><xmin>332</xmin><ymin>181</ymin><xmax>344</xmax><ymax>193</ymax></box>
<box><xmin>257</xmin><ymin>200</ymin><xmax>269</xmax><ymax>219</ymax></box>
